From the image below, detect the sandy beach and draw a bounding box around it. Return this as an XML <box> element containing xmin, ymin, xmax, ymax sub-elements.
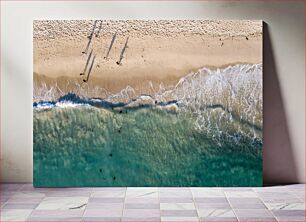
<box><xmin>33</xmin><ymin>20</ymin><xmax>262</xmax><ymax>100</ymax></box>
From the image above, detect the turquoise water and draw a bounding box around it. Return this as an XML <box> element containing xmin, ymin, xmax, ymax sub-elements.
<box><xmin>33</xmin><ymin>106</ymin><xmax>262</xmax><ymax>187</ymax></box>
<box><xmin>33</xmin><ymin>64</ymin><xmax>263</xmax><ymax>187</ymax></box>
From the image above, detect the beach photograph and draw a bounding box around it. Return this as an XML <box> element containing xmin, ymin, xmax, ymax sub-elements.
<box><xmin>33</xmin><ymin>20</ymin><xmax>263</xmax><ymax>187</ymax></box>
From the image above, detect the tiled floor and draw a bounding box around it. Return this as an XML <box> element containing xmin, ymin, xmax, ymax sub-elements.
<box><xmin>0</xmin><ymin>184</ymin><xmax>304</xmax><ymax>222</ymax></box>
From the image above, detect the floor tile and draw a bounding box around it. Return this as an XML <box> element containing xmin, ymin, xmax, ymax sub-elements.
<box><xmin>160</xmin><ymin>188</ymin><xmax>192</xmax><ymax>198</ymax></box>
<box><xmin>89</xmin><ymin>197</ymin><xmax>125</xmax><ymax>203</ymax></box>
<box><xmin>29</xmin><ymin>209</ymin><xmax>84</xmax><ymax>218</ymax></box>
<box><xmin>27</xmin><ymin>217</ymin><xmax>83</xmax><ymax>221</ymax></box>
<box><xmin>125</xmin><ymin>197</ymin><xmax>159</xmax><ymax>203</ymax></box>
<box><xmin>122</xmin><ymin>209</ymin><xmax>160</xmax><ymax>218</ymax></box>
<box><xmin>7</xmin><ymin>197</ymin><xmax>44</xmax><ymax>204</ymax></box>
<box><xmin>0</xmin><ymin>209</ymin><xmax>32</xmax><ymax>221</ymax></box>
<box><xmin>225</xmin><ymin>191</ymin><xmax>258</xmax><ymax>198</ymax></box>
<box><xmin>257</xmin><ymin>192</ymin><xmax>300</xmax><ymax>203</ymax></box>
<box><xmin>261</xmin><ymin>198</ymin><xmax>302</xmax><ymax>204</ymax></box>
<box><xmin>126</xmin><ymin>187</ymin><xmax>158</xmax><ymax>198</ymax></box>
<box><xmin>86</xmin><ymin>202</ymin><xmax>123</xmax><ymax>209</ymax></box>
<box><xmin>160</xmin><ymin>203</ymin><xmax>196</xmax><ymax>210</ymax></box>
<box><xmin>228</xmin><ymin>198</ymin><xmax>262</xmax><ymax>204</ymax></box>
<box><xmin>36</xmin><ymin>196</ymin><xmax>88</xmax><ymax>210</ymax></box>
<box><xmin>83</xmin><ymin>208</ymin><xmax>123</xmax><ymax>217</ymax></box>
<box><xmin>237</xmin><ymin>218</ymin><xmax>277</xmax><ymax>222</ymax></box>
<box><xmin>234</xmin><ymin>209</ymin><xmax>274</xmax><ymax>218</ymax></box>
<box><xmin>230</xmin><ymin>202</ymin><xmax>266</xmax><ymax>209</ymax></box>
<box><xmin>271</xmin><ymin>209</ymin><xmax>305</xmax><ymax>217</ymax></box>
<box><xmin>1</xmin><ymin>191</ymin><xmax>15</xmax><ymax>198</ymax></box>
<box><xmin>286</xmin><ymin>185</ymin><xmax>305</xmax><ymax>191</ymax></box>
<box><xmin>162</xmin><ymin>216</ymin><xmax>199</xmax><ymax>222</ymax></box>
<box><xmin>1</xmin><ymin>183</ymin><xmax>306</xmax><ymax>222</ymax></box>
<box><xmin>196</xmin><ymin>202</ymin><xmax>231</xmax><ymax>209</ymax></box>
<box><xmin>45</xmin><ymin>191</ymin><xmax>92</xmax><ymax>197</ymax></box>
<box><xmin>1</xmin><ymin>196</ymin><xmax>10</xmax><ymax>206</ymax></box>
<box><xmin>1</xmin><ymin>184</ymin><xmax>24</xmax><ymax>191</ymax></box>
<box><xmin>276</xmin><ymin>218</ymin><xmax>306</xmax><ymax>222</ymax></box>
<box><xmin>200</xmin><ymin>217</ymin><xmax>238</xmax><ymax>221</ymax></box>
<box><xmin>194</xmin><ymin>197</ymin><xmax>228</xmax><ymax>203</ymax></box>
<box><xmin>83</xmin><ymin>217</ymin><xmax>121</xmax><ymax>222</ymax></box>
<box><xmin>159</xmin><ymin>188</ymin><xmax>190</xmax><ymax>192</ymax></box>
<box><xmin>2</xmin><ymin>203</ymin><xmax>39</xmax><ymax>209</ymax></box>
<box><xmin>122</xmin><ymin>217</ymin><xmax>161</xmax><ymax>221</ymax></box>
<box><xmin>160</xmin><ymin>197</ymin><xmax>194</xmax><ymax>203</ymax></box>
<box><xmin>91</xmin><ymin>189</ymin><xmax>125</xmax><ymax>198</ymax></box>
<box><xmin>161</xmin><ymin>210</ymin><xmax>198</xmax><ymax>217</ymax></box>
<box><xmin>198</xmin><ymin>209</ymin><xmax>235</xmax><ymax>217</ymax></box>
<box><xmin>90</xmin><ymin>187</ymin><xmax>126</xmax><ymax>192</ymax></box>
<box><xmin>11</xmin><ymin>191</ymin><xmax>45</xmax><ymax>199</ymax></box>
<box><xmin>257</xmin><ymin>192</ymin><xmax>296</xmax><ymax>197</ymax></box>
<box><xmin>191</xmin><ymin>188</ymin><xmax>225</xmax><ymax>197</ymax></box>
<box><xmin>253</xmin><ymin>186</ymin><xmax>289</xmax><ymax>193</ymax></box>
<box><xmin>265</xmin><ymin>202</ymin><xmax>305</xmax><ymax>210</ymax></box>
<box><xmin>125</xmin><ymin>203</ymin><xmax>159</xmax><ymax>209</ymax></box>
<box><xmin>291</xmin><ymin>191</ymin><xmax>305</xmax><ymax>201</ymax></box>
<box><xmin>223</xmin><ymin>188</ymin><xmax>253</xmax><ymax>191</ymax></box>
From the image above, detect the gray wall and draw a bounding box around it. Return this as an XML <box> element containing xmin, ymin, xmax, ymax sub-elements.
<box><xmin>1</xmin><ymin>1</ymin><xmax>305</xmax><ymax>184</ymax></box>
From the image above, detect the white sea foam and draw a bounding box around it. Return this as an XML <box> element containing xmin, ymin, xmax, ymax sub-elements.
<box><xmin>110</xmin><ymin>63</ymin><xmax>262</xmax><ymax>144</ymax></box>
<box><xmin>34</xmin><ymin>63</ymin><xmax>262</xmax><ymax>144</ymax></box>
<box><xmin>55</xmin><ymin>101</ymin><xmax>89</xmax><ymax>108</ymax></box>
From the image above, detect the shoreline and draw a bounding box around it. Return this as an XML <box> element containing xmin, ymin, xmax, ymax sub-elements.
<box><xmin>34</xmin><ymin>20</ymin><xmax>262</xmax><ymax>99</ymax></box>
<box><xmin>34</xmin><ymin>62</ymin><xmax>262</xmax><ymax>102</ymax></box>
<box><xmin>33</xmin><ymin>62</ymin><xmax>263</xmax><ymax>131</ymax></box>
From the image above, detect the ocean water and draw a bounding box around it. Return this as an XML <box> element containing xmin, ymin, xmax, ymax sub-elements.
<box><xmin>33</xmin><ymin>64</ymin><xmax>262</xmax><ymax>187</ymax></box>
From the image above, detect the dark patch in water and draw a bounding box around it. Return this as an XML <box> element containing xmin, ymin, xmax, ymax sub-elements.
<box><xmin>33</xmin><ymin>101</ymin><xmax>55</xmax><ymax>108</ymax></box>
<box><xmin>58</xmin><ymin>93</ymin><xmax>126</xmax><ymax>109</ymax></box>
<box><xmin>33</xmin><ymin>93</ymin><xmax>179</xmax><ymax>111</ymax></box>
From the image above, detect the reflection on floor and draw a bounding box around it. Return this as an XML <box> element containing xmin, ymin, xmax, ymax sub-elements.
<box><xmin>0</xmin><ymin>184</ymin><xmax>304</xmax><ymax>222</ymax></box>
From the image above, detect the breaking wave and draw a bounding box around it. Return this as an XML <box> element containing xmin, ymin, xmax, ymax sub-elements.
<box><xmin>34</xmin><ymin>63</ymin><xmax>262</xmax><ymax>146</ymax></box>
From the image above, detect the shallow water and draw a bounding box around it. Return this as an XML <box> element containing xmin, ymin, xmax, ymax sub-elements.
<box><xmin>33</xmin><ymin>106</ymin><xmax>262</xmax><ymax>187</ymax></box>
<box><xmin>34</xmin><ymin>64</ymin><xmax>262</xmax><ymax>187</ymax></box>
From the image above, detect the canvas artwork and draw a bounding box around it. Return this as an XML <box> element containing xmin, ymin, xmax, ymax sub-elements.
<box><xmin>33</xmin><ymin>20</ymin><xmax>263</xmax><ymax>187</ymax></box>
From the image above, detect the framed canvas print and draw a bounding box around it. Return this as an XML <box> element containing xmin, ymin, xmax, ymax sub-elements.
<box><xmin>33</xmin><ymin>20</ymin><xmax>263</xmax><ymax>187</ymax></box>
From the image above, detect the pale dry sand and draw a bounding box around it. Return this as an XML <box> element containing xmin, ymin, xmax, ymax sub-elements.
<box><xmin>33</xmin><ymin>20</ymin><xmax>262</xmax><ymax>99</ymax></box>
